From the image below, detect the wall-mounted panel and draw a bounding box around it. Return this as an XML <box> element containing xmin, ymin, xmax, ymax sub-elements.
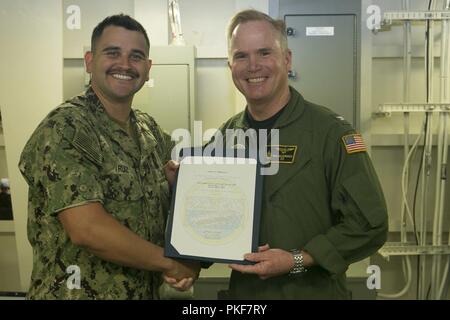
<box><xmin>286</xmin><ymin>14</ymin><xmax>357</xmax><ymax>126</ymax></box>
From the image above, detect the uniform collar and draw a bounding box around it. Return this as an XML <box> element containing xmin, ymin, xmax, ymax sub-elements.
<box><xmin>234</xmin><ymin>86</ymin><xmax>307</xmax><ymax>129</ymax></box>
<box><xmin>70</xmin><ymin>85</ymin><xmax>112</xmax><ymax>124</ymax></box>
<box><xmin>83</xmin><ymin>87</ymin><xmax>157</xmax><ymax>151</ymax></box>
<box><xmin>71</xmin><ymin>86</ymin><xmax>148</xmax><ymax>161</ymax></box>
<box><xmin>273</xmin><ymin>86</ymin><xmax>306</xmax><ymax>128</ymax></box>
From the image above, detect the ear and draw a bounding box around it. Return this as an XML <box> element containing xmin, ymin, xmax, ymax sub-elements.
<box><xmin>84</xmin><ymin>51</ymin><xmax>93</xmax><ymax>74</ymax></box>
<box><xmin>285</xmin><ymin>49</ymin><xmax>292</xmax><ymax>70</ymax></box>
<box><xmin>146</xmin><ymin>59</ymin><xmax>152</xmax><ymax>81</ymax></box>
<box><xmin>227</xmin><ymin>60</ymin><xmax>232</xmax><ymax>70</ymax></box>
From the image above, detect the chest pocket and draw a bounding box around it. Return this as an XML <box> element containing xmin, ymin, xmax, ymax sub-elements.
<box><xmin>103</xmin><ymin>168</ymin><xmax>144</xmax><ymax>201</ymax></box>
<box><xmin>265</xmin><ymin>146</ymin><xmax>312</xmax><ymax>199</ymax></box>
<box><xmin>143</xmin><ymin>154</ymin><xmax>170</xmax><ymax>211</ymax></box>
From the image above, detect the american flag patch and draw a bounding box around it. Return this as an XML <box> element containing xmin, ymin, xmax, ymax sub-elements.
<box><xmin>342</xmin><ymin>134</ymin><xmax>367</xmax><ymax>154</ymax></box>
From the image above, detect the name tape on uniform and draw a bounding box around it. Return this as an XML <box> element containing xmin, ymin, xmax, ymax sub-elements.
<box><xmin>267</xmin><ymin>145</ymin><xmax>297</xmax><ymax>164</ymax></box>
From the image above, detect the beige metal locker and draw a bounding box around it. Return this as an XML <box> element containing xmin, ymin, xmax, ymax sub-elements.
<box><xmin>134</xmin><ymin>64</ymin><xmax>191</xmax><ymax>133</ymax></box>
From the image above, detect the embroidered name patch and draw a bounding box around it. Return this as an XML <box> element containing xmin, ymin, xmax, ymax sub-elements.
<box><xmin>268</xmin><ymin>145</ymin><xmax>298</xmax><ymax>164</ymax></box>
<box><xmin>342</xmin><ymin>134</ymin><xmax>367</xmax><ymax>154</ymax></box>
<box><xmin>116</xmin><ymin>164</ymin><xmax>129</xmax><ymax>174</ymax></box>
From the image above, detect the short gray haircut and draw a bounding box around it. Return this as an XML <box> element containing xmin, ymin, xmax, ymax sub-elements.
<box><xmin>227</xmin><ymin>9</ymin><xmax>288</xmax><ymax>56</ymax></box>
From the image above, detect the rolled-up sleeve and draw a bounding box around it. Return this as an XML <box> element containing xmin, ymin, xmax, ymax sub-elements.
<box><xmin>19</xmin><ymin>112</ymin><xmax>104</xmax><ymax>216</ymax></box>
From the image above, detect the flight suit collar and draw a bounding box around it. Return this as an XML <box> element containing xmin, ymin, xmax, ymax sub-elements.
<box><xmin>233</xmin><ymin>110</ymin><xmax>249</xmax><ymax>129</ymax></box>
<box><xmin>265</xmin><ymin>88</ymin><xmax>312</xmax><ymax>198</ymax></box>
<box><xmin>243</xmin><ymin>87</ymin><xmax>310</xmax><ymax>199</ymax></box>
<box><xmin>272</xmin><ymin>86</ymin><xmax>306</xmax><ymax>129</ymax></box>
<box><xmin>233</xmin><ymin>86</ymin><xmax>307</xmax><ymax>129</ymax></box>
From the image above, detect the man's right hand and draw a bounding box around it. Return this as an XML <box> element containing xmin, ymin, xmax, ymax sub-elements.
<box><xmin>165</xmin><ymin>259</ymin><xmax>200</xmax><ymax>280</ymax></box>
<box><xmin>163</xmin><ymin>259</ymin><xmax>200</xmax><ymax>291</ymax></box>
<box><xmin>163</xmin><ymin>275</ymin><xmax>194</xmax><ymax>291</ymax></box>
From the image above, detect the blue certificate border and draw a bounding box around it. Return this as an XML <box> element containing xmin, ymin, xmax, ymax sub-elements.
<box><xmin>164</xmin><ymin>147</ymin><xmax>263</xmax><ymax>265</ymax></box>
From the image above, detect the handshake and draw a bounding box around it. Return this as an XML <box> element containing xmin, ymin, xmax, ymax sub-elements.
<box><xmin>162</xmin><ymin>259</ymin><xmax>201</xmax><ymax>292</ymax></box>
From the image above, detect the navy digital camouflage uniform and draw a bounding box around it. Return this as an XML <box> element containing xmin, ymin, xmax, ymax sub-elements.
<box><xmin>217</xmin><ymin>87</ymin><xmax>388</xmax><ymax>299</ymax></box>
<box><xmin>19</xmin><ymin>86</ymin><xmax>174</xmax><ymax>299</ymax></box>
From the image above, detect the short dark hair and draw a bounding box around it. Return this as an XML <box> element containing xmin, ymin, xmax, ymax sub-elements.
<box><xmin>91</xmin><ymin>14</ymin><xmax>150</xmax><ymax>54</ymax></box>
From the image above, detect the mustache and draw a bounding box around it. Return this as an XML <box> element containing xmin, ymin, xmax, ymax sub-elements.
<box><xmin>107</xmin><ymin>68</ymin><xmax>139</xmax><ymax>78</ymax></box>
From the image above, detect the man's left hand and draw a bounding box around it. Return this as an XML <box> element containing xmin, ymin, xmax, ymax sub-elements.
<box><xmin>163</xmin><ymin>275</ymin><xmax>194</xmax><ymax>291</ymax></box>
<box><xmin>229</xmin><ymin>244</ymin><xmax>304</xmax><ymax>280</ymax></box>
<box><xmin>163</xmin><ymin>160</ymin><xmax>179</xmax><ymax>187</ymax></box>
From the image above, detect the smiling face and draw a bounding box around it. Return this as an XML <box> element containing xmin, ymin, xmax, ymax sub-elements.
<box><xmin>85</xmin><ymin>25</ymin><xmax>151</xmax><ymax>106</ymax></box>
<box><xmin>228</xmin><ymin>20</ymin><xmax>291</xmax><ymax>111</ymax></box>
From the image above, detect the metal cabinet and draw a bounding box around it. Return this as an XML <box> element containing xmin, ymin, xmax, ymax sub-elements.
<box><xmin>133</xmin><ymin>46</ymin><xmax>196</xmax><ymax>133</ymax></box>
<box><xmin>286</xmin><ymin>14</ymin><xmax>357</xmax><ymax>126</ymax></box>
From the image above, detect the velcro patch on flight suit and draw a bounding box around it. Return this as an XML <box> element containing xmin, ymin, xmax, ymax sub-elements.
<box><xmin>267</xmin><ymin>145</ymin><xmax>297</xmax><ymax>163</ymax></box>
<box><xmin>342</xmin><ymin>133</ymin><xmax>367</xmax><ymax>154</ymax></box>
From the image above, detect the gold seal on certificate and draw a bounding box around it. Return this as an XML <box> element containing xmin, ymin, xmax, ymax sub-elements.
<box><xmin>165</xmin><ymin>154</ymin><xmax>262</xmax><ymax>264</ymax></box>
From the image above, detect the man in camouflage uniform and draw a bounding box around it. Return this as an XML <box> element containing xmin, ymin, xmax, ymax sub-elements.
<box><xmin>19</xmin><ymin>14</ymin><xmax>199</xmax><ymax>299</ymax></box>
<box><xmin>217</xmin><ymin>10</ymin><xmax>388</xmax><ymax>299</ymax></box>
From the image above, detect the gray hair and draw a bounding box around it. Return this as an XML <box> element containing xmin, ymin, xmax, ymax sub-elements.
<box><xmin>227</xmin><ymin>9</ymin><xmax>288</xmax><ymax>56</ymax></box>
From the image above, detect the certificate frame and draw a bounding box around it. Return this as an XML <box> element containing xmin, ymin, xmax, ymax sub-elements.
<box><xmin>164</xmin><ymin>147</ymin><xmax>263</xmax><ymax>265</ymax></box>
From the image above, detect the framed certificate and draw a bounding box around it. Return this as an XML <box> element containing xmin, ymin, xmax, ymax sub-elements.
<box><xmin>164</xmin><ymin>148</ymin><xmax>263</xmax><ymax>264</ymax></box>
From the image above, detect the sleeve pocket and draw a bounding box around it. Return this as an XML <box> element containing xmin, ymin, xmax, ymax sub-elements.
<box><xmin>342</xmin><ymin>173</ymin><xmax>387</xmax><ymax>228</ymax></box>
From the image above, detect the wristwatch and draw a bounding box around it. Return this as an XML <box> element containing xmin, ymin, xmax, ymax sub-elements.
<box><xmin>289</xmin><ymin>249</ymin><xmax>307</xmax><ymax>275</ymax></box>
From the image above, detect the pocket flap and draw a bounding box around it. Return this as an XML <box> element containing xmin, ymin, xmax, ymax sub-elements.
<box><xmin>342</xmin><ymin>173</ymin><xmax>387</xmax><ymax>228</ymax></box>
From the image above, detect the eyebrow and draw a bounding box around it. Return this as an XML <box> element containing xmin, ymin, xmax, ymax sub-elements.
<box><xmin>232</xmin><ymin>47</ymin><xmax>272</xmax><ymax>57</ymax></box>
<box><xmin>130</xmin><ymin>49</ymin><xmax>146</xmax><ymax>57</ymax></box>
<box><xmin>101</xmin><ymin>46</ymin><xmax>147</xmax><ymax>57</ymax></box>
<box><xmin>101</xmin><ymin>46</ymin><xmax>121</xmax><ymax>53</ymax></box>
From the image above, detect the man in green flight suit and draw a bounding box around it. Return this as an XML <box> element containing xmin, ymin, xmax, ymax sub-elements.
<box><xmin>218</xmin><ymin>9</ymin><xmax>388</xmax><ymax>299</ymax></box>
<box><xmin>19</xmin><ymin>14</ymin><xmax>199</xmax><ymax>299</ymax></box>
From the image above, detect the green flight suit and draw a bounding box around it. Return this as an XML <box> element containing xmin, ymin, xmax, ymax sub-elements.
<box><xmin>19</xmin><ymin>87</ymin><xmax>173</xmax><ymax>299</ymax></box>
<box><xmin>218</xmin><ymin>87</ymin><xmax>388</xmax><ymax>299</ymax></box>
